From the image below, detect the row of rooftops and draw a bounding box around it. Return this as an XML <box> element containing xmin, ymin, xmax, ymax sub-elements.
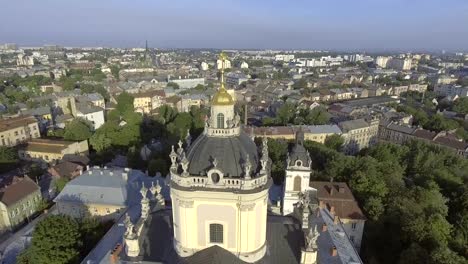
<box><xmin>0</xmin><ymin>176</ymin><xmax>40</xmax><ymax>207</ymax></box>
<box><xmin>245</xmin><ymin>120</ymin><xmax>375</xmax><ymax>137</ymax></box>
<box><xmin>381</xmin><ymin>119</ymin><xmax>468</xmax><ymax>151</ymax></box>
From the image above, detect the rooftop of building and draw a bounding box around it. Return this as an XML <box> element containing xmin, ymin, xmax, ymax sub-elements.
<box><xmin>310</xmin><ymin>181</ymin><xmax>366</xmax><ymax>221</ymax></box>
<box><xmin>54</xmin><ymin>167</ymin><xmax>143</xmax><ymax>207</ymax></box>
<box><xmin>339</xmin><ymin>96</ymin><xmax>399</xmax><ymax>108</ymax></box>
<box><xmin>0</xmin><ymin>115</ymin><xmax>37</xmax><ymax>132</ymax></box>
<box><xmin>338</xmin><ymin>119</ymin><xmax>370</xmax><ymax>132</ymax></box>
<box><xmin>123</xmin><ymin>211</ymin><xmax>303</xmax><ymax>264</ymax></box>
<box><xmin>76</xmin><ymin>102</ymin><xmax>104</xmax><ymax>115</ymax></box>
<box><xmin>22</xmin><ymin>138</ymin><xmax>81</xmax><ymax>154</ymax></box>
<box><xmin>0</xmin><ymin>176</ymin><xmax>40</xmax><ymax>207</ymax></box>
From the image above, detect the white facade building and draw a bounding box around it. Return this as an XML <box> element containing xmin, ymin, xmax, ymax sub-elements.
<box><xmin>200</xmin><ymin>61</ymin><xmax>209</xmax><ymax>71</ymax></box>
<box><xmin>375</xmin><ymin>56</ymin><xmax>391</xmax><ymax>68</ymax></box>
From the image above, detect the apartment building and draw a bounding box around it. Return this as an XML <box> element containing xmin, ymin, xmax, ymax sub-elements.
<box><xmin>18</xmin><ymin>138</ymin><xmax>89</xmax><ymax>164</ymax></box>
<box><xmin>338</xmin><ymin>116</ymin><xmax>380</xmax><ymax>155</ymax></box>
<box><xmin>0</xmin><ymin>176</ymin><xmax>42</xmax><ymax>233</ymax></box>
<box><xmin>0</xmin><ymin>116</ymin><xmax>40</xmax><ymax>147</ymax></box>
<box><xmin>310</xmin><ymin>181</ymin><xmax>366</xmax><ymax>251</ymax></box>
<box><xmin>133</xmin><ymin>90</ymin><xmax>166</xmax><ymax>114</ymax></box>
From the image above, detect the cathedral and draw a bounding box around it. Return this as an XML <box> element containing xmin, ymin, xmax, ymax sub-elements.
<box><xmin>120</xmin><ymin>53</ymin><xmax>363</xmax><ymax>264</ymax></box>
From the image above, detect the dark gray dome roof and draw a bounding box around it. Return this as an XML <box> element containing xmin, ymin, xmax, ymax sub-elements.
<box><xmin>186</xmin><ymin>132</ymin><xmax>259</xmax><ymax>177</ymax></box>
<box><xmin>288</xmin><ymin>143</ymin><xmax>311</xmax><ymax>167</ymax></box>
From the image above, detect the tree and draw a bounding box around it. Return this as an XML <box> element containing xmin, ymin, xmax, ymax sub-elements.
<box><xmin>0</xmin><ymin>146</ymin><xmax>19</xmax><ymax>173</ymax></box>
<box><xmin>194</xmin><ymin>84</ymin><xmax>205</xmax><ymax>90</ymax></box>
<box><xmin>109</xmin><ymin>65</ymin><xmax>120</xmax><ymax>79</ymax></box>
<box><xmin>26</xmin><ymin>215</ymin><xmax>82</xmax><ymax>264</ymax></box>
<box><xmin>453</xmin><ymin>97</ymin><xmax>468</xmax><ymax>114</ymax></box>
<box><xmin>304</xmin><ymin>107</ymin><xmax>330</xmax><ymax>125</ymax></box>
<box><xmin>54</xmin><ymin>178</ymin><xmax>69</xmax><ymax>193</ymax></box>
<box><xmin>167</xmin><ymin>82</ymin><xmax>180</xmax><ymax>89</ymax></box>
<box><xmin>324</xmin><ymin>134</ymin><xmax>344</xmax><ymax>151</ymax></box>
<box><xmin>293</xmin><ymin>78</ymin><xmax>307</xmax><ymax>89</ymax></box>
<box><xmin>116</xmin><ymin>92</ymin><xmax>134</xmax><ymax>113</ymax></box>
<box><xmin>63</xmin><ymin>119</ymin><xmax>93</xmax><ymax>141</ymax></box>
<box><xmin>276</xmin><ymin>103</ymin><xmax>295</xmax><ymax>125</ymax></box>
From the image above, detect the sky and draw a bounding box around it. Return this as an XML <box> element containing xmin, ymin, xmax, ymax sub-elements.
<box><xmin>1</xmin><ymin>0</ymin><xmax>468</xmax><ymax>52</ymax></box>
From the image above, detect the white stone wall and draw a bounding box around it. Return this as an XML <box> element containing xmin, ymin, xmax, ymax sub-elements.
<box><xmin>171</xmin><ymin>187</ymin><xmax>269</xmax><ymax>263</ymax></box>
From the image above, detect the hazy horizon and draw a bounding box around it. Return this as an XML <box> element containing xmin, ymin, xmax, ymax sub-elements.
<box><xmin>1</xmin><ymin>0</ymin><xmax>468</xmax><ymax>52</ymax></box>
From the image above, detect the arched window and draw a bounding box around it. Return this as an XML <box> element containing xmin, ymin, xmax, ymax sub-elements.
<box><xmin>293</xmin><ymin>176</ymin><xmax>302</xmax><ymax>192</ymax></box>
<box><xmin>217</xmin><ymin>113</ymin><xmax>225</xmax><ymax>129</ymax></box>
<box><xmin>209</xmin><ymin>223</ymin><xmax>223</xmax><ymax>243</ymax></box>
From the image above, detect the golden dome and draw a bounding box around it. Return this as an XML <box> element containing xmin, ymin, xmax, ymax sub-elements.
<box><xmin>211</xmin><ymin>87</ymin><xmax>234</xmax><ymax>106</ymax></box>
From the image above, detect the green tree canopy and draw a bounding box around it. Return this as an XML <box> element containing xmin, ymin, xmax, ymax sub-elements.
<box><xmin>27</xmin><ymin>215</ymin><xmax>82</xmax><ymax>264</ymax></box>
<box><xmin>63</xmin><ymin>118</ymin><xmax>93</xmax><ymax>141</ymax></box>
<box><xmin>116</xmin><ymin>92</ymin><xmax>134</xmax><ymax>113</ymax></box>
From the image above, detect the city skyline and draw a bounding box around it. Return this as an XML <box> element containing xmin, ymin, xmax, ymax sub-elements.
<box><xmin>1</xmin><ymin>0</ymin><xmax>468</xmax><ymax>52</ymax></box>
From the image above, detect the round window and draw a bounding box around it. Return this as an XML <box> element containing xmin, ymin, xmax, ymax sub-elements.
<box><xmin>211</xmin><ymin>173</ymin><xmax>220</xmax><ymax>183</ymax></box>
<box><xmin>296</xmin><ymin>160</ymin><xmax>302</xmax><ymax>167</ymax></box>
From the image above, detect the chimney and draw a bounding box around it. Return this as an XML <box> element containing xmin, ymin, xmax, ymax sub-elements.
<box><xmin>329</xmin><ymin>185</ymin><xmax>334</xmax><ymax>196</ymax></box>
<box><xmin>322</xmin><ymin>223</ymin><xmax>327</xmax><ymax>232</ymax></box>
<box><xmin>86</xmin><ymin>165</ymin><xmax>89</xmax><ymax>171</ymax></box>
<box><xmin>331</xmin><ymin>246</ymin><xmax>337</xmax><ymax>257</ymax></box>
<box><xmin>338</xmin><ymin>186</ymin><xmax>345</xmax><ymax>193</ymax></box>
<box><xmin>334</xmin><ymin>215</ymin><xmax>339</xmax><ymax>225</ymax></box>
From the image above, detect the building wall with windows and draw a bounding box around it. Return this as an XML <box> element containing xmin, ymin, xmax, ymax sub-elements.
<box><xmin>0</xmin><ymin>116</ymin><xmax>40</xmax><ymax>147</ymax></box>
<box><xmin>0</xmin><ymin>177</ymin><xmax>42</xmax><ymax>233</ymax></box>
<box><xmin>55</xmin><ymin>201</ymin><xmax>124</xmax><ymax>221</ymax></box>
<box><xmin>18</xmin><ymin>139</ymin><xmax>89</xmax><ymax>163</ymax></box>
<box><xmin>339</xmin><ymin>117</ymin><xmax>380</xmax><ymax>155</ymax></box>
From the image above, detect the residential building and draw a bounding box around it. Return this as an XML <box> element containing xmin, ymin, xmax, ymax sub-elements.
<box><xmin>48</xmin><ymin>160</ymin><xmax>84</xmax><ymax>180</ymax></box>
<box><xmin>0</xmin><ymin>176</ymin><xmax>41</xmax><ymax>233</ymax></box>
<box><xmin>18</xmin><ymin>138</ymin><xmax>89</xmax><ymax>164</ymax></box>
<box><xmin>338</xmin><ymin>116</ymin><xmax>380</xmax><ymax>155</ymax></box>
<box><xmin>388</xmin><ymin>58</ymin><xmax>412</xmax><ymax>71</ymax></box>
<box><xmin>82</xmin><ymin>93</ymin><xmax>105</xmax><ymax>108</ymax></box>
<box><xmin>16</xmin><ymin>54</ymin><xmax>34</xmax><ymax>66</ymax></box>
<box><xmin>216</xmin><ymin>59</ymin><xmax>231</xmax><ymax>69</ymax></box>
<box><xmin>169</xmin><ymin>77</ymin><xmax>205</xmax><ymax>89</ymax></box>
<box><xmin>200</xmin><ymin>61</ymin><xmax>209</xmax><ymax>71</ymax></box>
<box><xmin>408</xmin><ymin>84</ymin><xmax>428</xmax><ymax>93</ymax></box>
<box><xmin>246</xmin><ymin>125</ymin><xmax>342</xmax><ymax>144</ymax></box>
<box><xmin>275</xmin><ymin>54</ymin><xmax>295</xmax><ymax>62</ymax></box>
<box><xmin>434</xmin><ymin>85</ymin><xmax>468</xmax><ymax>98</ymax></box>
<box><xmin>436</xmin><ymin>75</ymin><xmax>459</xmax><ymax>85</ymax></box>
<box><xmin>391</xmin><ymin>85</ymin><xmax>409</xmax><ymax>96</ymax></box>
<box><xmin>74</xmin><ymin>103</ymin><xmax>105</xmax><ymax>130</ymax></box>
<box><xmin>54</xmin><ymin>167</ymin><xmax>147</xmax><ymax>220</ymax></box>
<box><xmin>379</xmin><ymin>120</ymin><xmax>468</xmax><ymax>158</ymax></box>
<box><xmin>225</xmin><ymin>72</ymin><xmax>249</xmax><ymax>86</ymax></box>
<box><xmin>375</xmin><ymin>56</ymin><xmax>391</xmax><ymax>68</ymax></box>
<box><xmin>310</xmin><ymin>181</ymin><xmax>366</xmax><ymax>251</ymax></box>
<box><xmin>0</xmin><ymin>116</ymin><xmax>40</xmax><ymax>147</ymax></box>
<box><xmin>133</xmin><ymin>90</ymin><xmax>166</xmax><ymax>114</ymax></box>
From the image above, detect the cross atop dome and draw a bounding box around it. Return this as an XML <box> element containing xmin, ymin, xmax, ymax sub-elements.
<box><xmin>212</xmin><ymin>51</ymin><xmax>234</xmax><ymax>106</ymax></box>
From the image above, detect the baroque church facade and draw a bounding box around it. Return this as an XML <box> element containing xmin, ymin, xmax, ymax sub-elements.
<box><xmin>120</xmin><ymin>53</ymin><xmax>363</xmax><ymax>264</ymax></box>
